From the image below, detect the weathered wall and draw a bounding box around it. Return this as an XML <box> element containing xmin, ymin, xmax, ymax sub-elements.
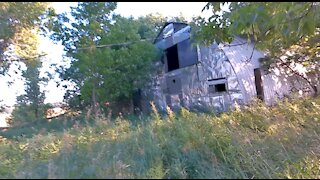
<box><xmin>141</xmin><ymin>43</ymin><xmax>244</xmax><ymax>113</ymax></box>
<box><xmin>139</xmin><ymin>23</ymin><xmax>316</xmax><ymax>113</ymax></box>
<box><xmin>221</xmin><ymin>37</ymin><xmax>315</xmax><ymax>105</ymax></box>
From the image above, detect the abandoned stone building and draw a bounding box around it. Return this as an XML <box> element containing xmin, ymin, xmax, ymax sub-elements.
<box><xmin>133</xmin><ymin>22</ymin><xmax>317</xmax><ymax>113</ymax></box>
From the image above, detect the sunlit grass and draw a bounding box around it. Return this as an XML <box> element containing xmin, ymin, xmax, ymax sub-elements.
<box><xmin>0</xmin><ymin>96</ymin><xmax>319</xmax><ymax>178</ymax></box>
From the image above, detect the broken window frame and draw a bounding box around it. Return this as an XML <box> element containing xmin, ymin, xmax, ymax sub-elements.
<box><xmin>165</xmin><ymin>38</ymin><xmax>198</xmax><ymax>72</ymax></box>
<box><xmin>208</xmin><ymin>78</ymin><xmax>228</xmax><ymax>94</ymax></box>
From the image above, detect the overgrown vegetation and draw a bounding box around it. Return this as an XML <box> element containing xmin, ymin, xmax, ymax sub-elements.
<box><xmin>0</xmin><ymin>96</ymin><xmax>319</xmax><ymax>179</ymax></box>
<box><xmin>0</xmin><ymin>2</ymin><xmax>50</xmax><ymax>74</ymax></box>
<box><xmin>10</xmin><ymin>59</ymin><xmax>51</xmax><ymax>126</ymax></box>
<box><xmin>196</xmin><ymin>2</ymin><xmax>320</xmax><ymax>95</ymax></box>
<box><xmin>46</xmin><ymin>2</ymin><xmax>160</xmax><ymax>116</ymax></box>
<box><xmin>0</xmin><ymin>2</ymin><xmax>319</xmax><ymax>179</ymax></box>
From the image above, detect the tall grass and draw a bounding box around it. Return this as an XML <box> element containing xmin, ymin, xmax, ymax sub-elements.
<box><xmin>0</xmin><ymin>97</ymin><xmax>319</xmax><ymax>178</ymax></box>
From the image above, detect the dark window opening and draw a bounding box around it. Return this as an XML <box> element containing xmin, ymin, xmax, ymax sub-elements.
<box><xmin>215</xmin><ymin>84</ymin><xmax>227</xmax><ymax>92</ymax></box>
<box><xmin>166</xmin><ymin>44</ymin><xmax>179</xmax><ymax>72</ymax></box>
<box><xmin>254</xmin><ymin>68</ymin><xmax>264</xmax><ymax>101</ymax></box>
<box><xmin>209</xmin><ymin>84</ymin><xmax>227</xmax><ymax>93</ymax></box>
<box><xmin>208</xmin><ymin>78</ymin><xmax>227</xmax><ymax>94</ymax></box>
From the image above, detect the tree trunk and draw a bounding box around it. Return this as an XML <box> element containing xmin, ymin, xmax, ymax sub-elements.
<box><xmin>92</xmin><ymin>84</ymin><xmax>97</xmax><ymax>117</ymax></box>
<box><xmin>35</xmin><ymin>108</ymin><xmax>38</xmax><ymax>119</ymax></box>
<box><xmin>281</xmin><ymin>61</ymin><xmax>319</xmax><ymax>97</ymax></box>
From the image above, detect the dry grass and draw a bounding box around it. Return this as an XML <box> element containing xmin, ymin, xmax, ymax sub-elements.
<box><xmin>0</xmin><ymin>96</ymin><xmax>319</xmax><ymax>178</ymax></box>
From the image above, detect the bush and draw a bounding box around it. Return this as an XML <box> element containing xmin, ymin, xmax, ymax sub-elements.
<box><xmin>9</xmin><ymin>103</ymin><xmax>52</xmax><ymax>126</ymax></box>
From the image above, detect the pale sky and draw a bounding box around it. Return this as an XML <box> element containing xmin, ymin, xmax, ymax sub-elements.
<box><xmin>0</xmin><ymin>2</ymin><xmax>211</xmax><ymax>107</ymax></box>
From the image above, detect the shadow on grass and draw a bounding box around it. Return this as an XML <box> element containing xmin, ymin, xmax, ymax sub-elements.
<box><xmin>0</xmin><ymin>114</ymin><xmax>96</xmax><ymax>140</ymax></box>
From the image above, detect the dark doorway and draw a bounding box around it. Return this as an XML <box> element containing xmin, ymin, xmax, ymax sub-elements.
<box><xmin>166</xmin><ymin>44</ymin><xmax>179</xmax><ymax>72</ymax></box>
<box><xmin>132</xmin><ymin>89</ymin><xmax>142</xmax><ymax>114</ymax></box>
<box><xmin>254</xmin><ymin>68</ymin><xmax>264</xmax><ymax>101</ymax></box>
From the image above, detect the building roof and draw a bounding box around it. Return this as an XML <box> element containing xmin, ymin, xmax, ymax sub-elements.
<box><xmin>153</xmin><ymin>22</ymin><xmax>189</xmax><ymax>44</ymax></box>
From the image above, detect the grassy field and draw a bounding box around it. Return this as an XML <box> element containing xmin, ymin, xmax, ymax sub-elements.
<box><xmin>0</xmin><ymin>97</ymin><xmax>319</xmax><ymax>178</ymax></box>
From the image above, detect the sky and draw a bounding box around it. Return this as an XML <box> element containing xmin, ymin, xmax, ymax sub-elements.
<box><xmin>0</xmin><ymin>2</ymin><xmax>211</xmax><ymax>107</ymax></box>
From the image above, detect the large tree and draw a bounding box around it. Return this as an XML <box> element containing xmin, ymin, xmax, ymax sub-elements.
<box><xmin>11</xmin><ymin>59</ymin><xmax>48</xmax><ymax>125</ymax></box>
<box><xmin>0</xmin><ymin>2</ymin><xmax>50</xmax><ymax>73</ymax></box>
<box><xmin>196</xmin><ymin>2</ymin><xmax>320</xmax><ymax>95</ymax></box>
<box><xmin>47</xmin><ymin>2</ymin><xmax>159</xmax><ymax>116</ymax></box>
